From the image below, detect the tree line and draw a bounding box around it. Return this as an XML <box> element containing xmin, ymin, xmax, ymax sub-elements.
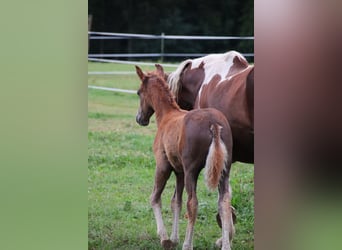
<box><xmin>88</xmin><ymin>0</ymin><xmax>254</xmax><ymax>62</ymax></box>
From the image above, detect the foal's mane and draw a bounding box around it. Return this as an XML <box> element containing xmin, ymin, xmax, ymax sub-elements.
<box><xmin>146</xmin><ymin>71</ymin><xmax>181</xmax><ymax>111</ymax></box>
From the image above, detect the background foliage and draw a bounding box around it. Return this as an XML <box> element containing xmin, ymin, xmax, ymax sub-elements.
<box><xmin>88</xmin><ymin>0</ymin><xmax>254</xmax><ymax>61</ymax></box>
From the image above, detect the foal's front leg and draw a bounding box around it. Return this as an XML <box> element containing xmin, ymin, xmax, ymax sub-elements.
<box><xmin>150</xmin><ymin>160</ymin><xmax>174</xmax><ymax>249</ymax></box>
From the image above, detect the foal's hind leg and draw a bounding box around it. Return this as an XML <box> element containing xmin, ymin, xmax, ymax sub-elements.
<box><xmin>183</xmin><ymin>173</ymin><xmax>199</xmax><ymax>250</ymax></box>
<box><xmin>216</xmin><ymin>177</ymin><xmax>234</xmax><ymax>250</ymax></box>
<box><xmin>150</xmin><ymin>161</ymin><xmax>174</xmax><ymax>249</ymax></box>
<box><xmin>170</xmin><ymin>172</ymin><xmax>184</xmax><ymax>245</ymax></box>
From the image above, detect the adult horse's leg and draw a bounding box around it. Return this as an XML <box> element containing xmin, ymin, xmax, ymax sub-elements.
<box><xmin>183</xmin><ymin>173</ymin><xmax>199</xmax><ymax>250</ymax></box>
<box><xmin>216</xmin><ymin>176</ymin><xmax>234</xmax><ymax>250</ymax></box>
<box><xmin>150</xmin><ymin>161</ymin><xmax>173</xmax><ymax>249</ymax></box>
<box><xmin>216</xmin><ymin>204</ymin><xmax>236</xmax><ymax>246</ymax></box>
<box><xmin>170</xmin><ymin>172</ymin><xmax>184</xmax><ymax>245</ymax></box>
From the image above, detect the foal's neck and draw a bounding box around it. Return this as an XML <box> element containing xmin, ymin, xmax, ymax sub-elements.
<box><xmin>150</xmin><ymin>80</ymin><xmax>181</xmax><ymax>126</ymax></box>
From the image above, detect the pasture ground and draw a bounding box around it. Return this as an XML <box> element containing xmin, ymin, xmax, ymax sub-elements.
<box><xmin>88</xmin><ymin>62</ymin><xmax>254</xmax><ymax>249</ymax></box>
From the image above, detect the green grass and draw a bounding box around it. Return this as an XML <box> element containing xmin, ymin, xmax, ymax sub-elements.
<box><xmin>88</xmin><ymin>62</ymin><xmax>254</xmax><ymax>249</ymax></box>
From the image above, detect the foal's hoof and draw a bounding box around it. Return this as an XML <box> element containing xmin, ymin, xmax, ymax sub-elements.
<box><xmin>161</xmin><ymin>239</ymin><xmax>176</xmax><ymax>249</ymax></box>
<box><xmin>215</xmin><ymin>237</ymin><xmax>222</xmax><ymax>248</ymax></box>
<box><xmin>215</xmin><ymin>237</ymin><xmax>232</xmax><ymax>250</ymax></box>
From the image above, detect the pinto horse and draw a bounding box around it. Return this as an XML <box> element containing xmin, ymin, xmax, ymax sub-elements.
<box><xmin>135</xmin><ymin>64</ymin><xmax>234</xmax><ymax>250</ymax></box>
<box><xmin>168</xmin><ymin>51</ymin><xmax>254</xmax><ymax>163</ymax></box>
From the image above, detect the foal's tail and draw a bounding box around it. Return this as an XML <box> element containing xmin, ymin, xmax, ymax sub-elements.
<box><xmin>204</xmin><ymin>124</ymin><xmax>229</xmax><ymax>190</ymax></box>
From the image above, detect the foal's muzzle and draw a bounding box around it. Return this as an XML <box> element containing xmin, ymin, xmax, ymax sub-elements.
<box><xmin>136</xmin><ymin>112</ymin><xmax>149</xmax><ymax>126</ymax></box>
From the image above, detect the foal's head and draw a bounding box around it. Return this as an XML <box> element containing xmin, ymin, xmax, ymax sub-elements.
<box><xmin>135</xmin><ymin>64</ymin><xmax>173</xmax><ymax>126</ymax></box>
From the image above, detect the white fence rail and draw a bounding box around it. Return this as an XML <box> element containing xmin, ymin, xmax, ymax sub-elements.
<box><xmin>88</xmin><ymin>31</ymin><xmax>254</xmax><ymax>60</ymax></box>
<box><xmin>88</xmin><ymin>32</ymin><xmax>254</xmax><ymax>94</ymax></box>
<box><xmin>88</xmin><ymin>85</ymin><xmax>136</xmax><ymax>94</ymax></box>
<box><xmin>89</xmin><ymin>31</ymin><xmax>254</xmax><ymax>40</ymax></box>
<box><xmin>88</xmin><ymin>57</ymin><xmax>178</xmax><ymax>67</ymax></box>
<box><xmin>88</xmin><ymin>53</ymin><xmax>255</xmax><ymax>58</ymax></box>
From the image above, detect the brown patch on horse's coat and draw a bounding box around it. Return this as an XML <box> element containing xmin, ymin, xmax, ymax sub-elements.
<box><xmin>176</xmin><ymin>63</ymin><xmax>205</xmax><ymax>111</ymax></box>
<box><xmin>195</xmin><ymin>66</ymin><xmax>254</xmax><ymax>163</ymax></box>
<box><xmin>226</xmin><ymin>55</ymin><xmax>249</xmax><ymax>78</ymax></box>
<box><xmin>197</xmin><ymin>74</ymin><xmax>222</xmax><ymax>108</ymax></box>
<box><xmin>168</xmin><ymin>61</ymin><xmax>205</xmax><ymax>111</ymax></box>
<box><xmin>198</xmin><ymin>61</ymin><xmax>205</xmax><ymax>69</ymax></box>
<box><xmin>246</xmin><ymin>67</ymin><xmax>254</xmax><ymax>127</ymax></box>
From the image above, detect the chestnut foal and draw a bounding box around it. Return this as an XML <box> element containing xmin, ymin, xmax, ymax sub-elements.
<box><xmin>135</xmin><ymin>64</ymin><xmax>234</xmax><ymax>250</ymax></box>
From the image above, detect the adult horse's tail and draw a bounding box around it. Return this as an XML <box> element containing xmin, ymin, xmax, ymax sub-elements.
<box><xmin>204</xmin><ymin>124</ymin><xmax>228</xmax><ymax>190</ymax></box>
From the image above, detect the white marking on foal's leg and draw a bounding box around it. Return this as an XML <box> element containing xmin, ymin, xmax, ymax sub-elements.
<box><xmin>182</xmin><ymin>220</ymin><xmax>195</xmax><ymax>250</ymax></box>
<box><xmin>182</xmin><ymin>196</ymin><xmax>197</xmax><ymax>250</ymax></box>
<box><xmin>151</xmin><ymin>203</ymin><xmax>169</xmax><ymax>242</ymax></box>
<box><xmin>170</xmin><ymin>202</ymin><xmax>181</xmax><ymax>244</ymax></box>
<box><xmin>215</xmin><ymin>237</ymin><xmax>223</xmax><ymax>248</ymax></box>
<box><xmin>152</xmin><ymin>204</ymin><xmax>175</xmax><ymax>249</ymax></box>
<box><xmin>170</xmin><ymin>175</ymin><xmax>184</xmax><ymax>247</ymax></box>
<box><xmin>220</xmin><ymin>194</ymin><xmax>233</xmax><ymax>250</ymax></box>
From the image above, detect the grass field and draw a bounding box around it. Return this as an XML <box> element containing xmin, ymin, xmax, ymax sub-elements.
<box><xmin>88</xmin><ymin>62</ymin><xmax>254</xmax><ymax>249</ymax></box>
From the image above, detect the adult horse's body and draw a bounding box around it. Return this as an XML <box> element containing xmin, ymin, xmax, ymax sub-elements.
<box><xmin>168</xmin><ymin>51</ymin><xmax>254</xmax><ymax>163</ymax></box>
<box><xmin>135</xmin><ymin>64</ymin><xmax>234</xmax><ymax>250</ymax></box>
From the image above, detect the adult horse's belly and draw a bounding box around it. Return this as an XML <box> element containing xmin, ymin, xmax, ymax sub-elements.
<box><xmin>230</xmin><ymin>126</ymin><xmax>254</xmax><ymax>163</ymax></box>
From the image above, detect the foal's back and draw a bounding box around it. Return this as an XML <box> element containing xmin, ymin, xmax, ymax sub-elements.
<box><xmin>156</xmin><ymin>107</ymin><xmax>232</xmax><ymax>175</ymax></box>
<box><xmin>181</xmin><ymin>108</ymin><xmax>232</xmax><ymax>171</ymax></box>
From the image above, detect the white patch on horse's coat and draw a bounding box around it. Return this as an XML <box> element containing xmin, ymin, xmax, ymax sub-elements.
<box><xmin>168</xmin><ymin>51</ymin><xmax>247</xmax><ymax>106</ymax></box>
<box><xmin>195</xmin><ymin>51</ymin><xmax>244</xmax><ymax>104</ymax></box>
<box><xmin>192</xmin><ymin>52</ymin><xmax>238</xmax><ymax>82</ymax></box>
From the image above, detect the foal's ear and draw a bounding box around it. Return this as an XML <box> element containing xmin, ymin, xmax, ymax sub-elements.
<box><xmin>135</xmin><ymin>65</ymin><xmax>145</xmax><ymax>81</ymax></box>
<box><xmin>155</xmin><ymin>64</ymin><xmax>165</xmax><ymax>78</ymax></box>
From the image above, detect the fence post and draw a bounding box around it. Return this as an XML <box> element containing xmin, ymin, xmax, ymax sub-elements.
<box><xmin>160</xmin><ymin>32</ymin><xmax>165</xmax><ymax>62</ymax></box>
